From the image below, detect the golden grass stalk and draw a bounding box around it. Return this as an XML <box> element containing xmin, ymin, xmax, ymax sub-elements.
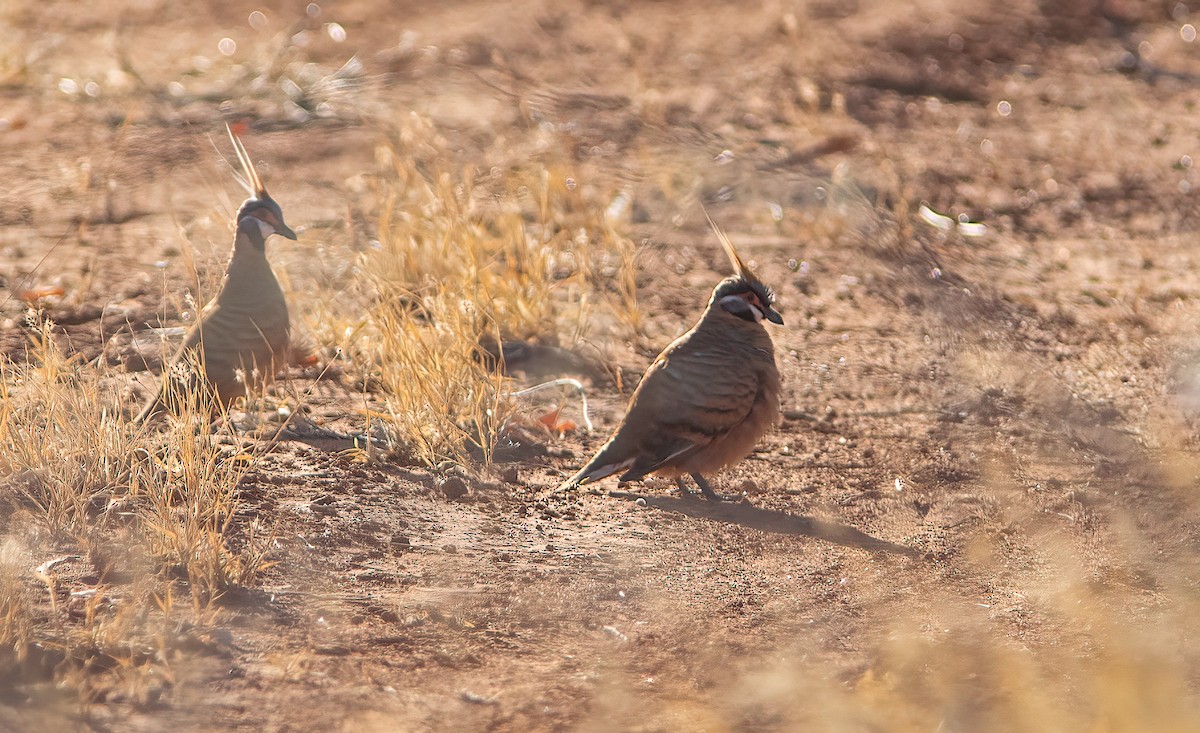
<box><xmin>0</xmin><ymin>310</ymin><xmax>274</xmax><ymax>698</ymax></box>
<box><xmin>364</xmin><ymin>161</ymin><xmax>527</xmax><ymax>465</ymax></box>
<box><xmin>0</xmin><ymin>540</ymin><xmax>33</xmax><ymax>666</ymax></box>
<box><xmin>136</xmin><ymin>364</ymin><xmax>266</xmax><ymax>601</ymax></box>
<box><xmin>0</xmin><ymin>314</ymin><xmax>141</xmax><ymax>537</ymax></box>
<box><xmin>370</xmin><ymin>287</ymin><xmax>509</xmax><ymax>465</ymax></box>
<box><xmin>305</xmin><ymin>118</ymin><xmax>645</xmax><ymax>466</ymax></box>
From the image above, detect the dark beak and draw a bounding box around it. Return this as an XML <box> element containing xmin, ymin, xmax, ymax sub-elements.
<box><xmin>764</xmin><ymin>305</ymin><xmax>784</xmax><ymax>325</ymax></box>
<box><xmin>276</xmin><ymin>221</ymin><xmax>298</xmax><ymax>240</ymax></box>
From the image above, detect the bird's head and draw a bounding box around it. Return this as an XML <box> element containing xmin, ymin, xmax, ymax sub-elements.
<box><xmin>236</xmin><ymin>194</ymin><xmax>297</xmax><ymax>243</ymax></box>
<box><xmin>711</xmin><ymin>273</ymin><xmax>783</xmax><ymax>325</ymax></box>
<box><xmin>706</xmin><ymin>215</ymin><xmax>783</xmax><ymax>326</ymax></box>
<box><xmin>228</xmin><ymin>125</ymin><xmax>297</xmax><ymax>246</ymax></box>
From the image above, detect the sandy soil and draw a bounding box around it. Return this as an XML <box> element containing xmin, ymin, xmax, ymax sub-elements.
<box><xmin>5</xmin><ymin>0</ymin><xmax>1200</xmax><ymax>730</ymax></box>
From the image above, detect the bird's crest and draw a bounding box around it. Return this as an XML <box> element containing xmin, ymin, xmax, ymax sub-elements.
<box><xmin>226</xmin><ymin>123</ymin><xmax>268</xmax><ymax>200</ymax></box>
<box><xmin>703</xmin><ymin>206</ymin><xmax>760</xmax><ymax>284</ymax></box>
<box><xmin>702</xmin><ymin>206</ymin><xmax>782</xmax><ymax>324</ymax></box>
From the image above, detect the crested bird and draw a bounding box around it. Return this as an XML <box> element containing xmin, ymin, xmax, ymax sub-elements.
<box><xmin>561</xmin><ymin>220</ymin><xmax>783</xmax><ymax>501</ymax></box>
<box><xmin>135</xmin><ymin>125</ymin><xmax>297</xmax><ymax>423</ymax></box>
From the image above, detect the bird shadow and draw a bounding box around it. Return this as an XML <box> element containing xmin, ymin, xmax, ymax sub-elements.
<box><xmin>608</xmin><ymin>490</ymin><xmax>922</xmax><ymax>558</ymax></box>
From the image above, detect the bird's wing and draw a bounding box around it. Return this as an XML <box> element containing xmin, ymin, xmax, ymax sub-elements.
<box><xmin>600</xmin><ymin>332</ymin><xmax>764</xmax><ymax>476</ymax></box>
<box><xmin>181</xmin><ymin>304</ymin><xmax>287</xmax><ymax>366</ymax></box>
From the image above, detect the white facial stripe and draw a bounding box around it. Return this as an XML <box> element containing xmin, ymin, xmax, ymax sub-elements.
<box><xmin>254</xmin><ymin>217</ymin><xmax>276</xmax><ymax>238</ymax></box>
<box><xmin>748</xmin><ymin>303</ymin><xmax>765</xmax><ymax>322</ymax></box>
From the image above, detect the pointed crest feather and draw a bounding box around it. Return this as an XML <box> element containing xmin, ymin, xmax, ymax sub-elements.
<box><xmin>226</xmin><ymin>123</ymin><xmax>266</xmax><ymax>199</ymax></box>
<box><xmin>703</xmin><ymin>206</ymin><xmax>755</xmax><ymax>281</ymax></box>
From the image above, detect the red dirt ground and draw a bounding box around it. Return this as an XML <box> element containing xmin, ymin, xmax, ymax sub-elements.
<box><xmin>5</xmin><ymin>1</ymin><xmax>1200</xmax><ymax>730</ymax></box>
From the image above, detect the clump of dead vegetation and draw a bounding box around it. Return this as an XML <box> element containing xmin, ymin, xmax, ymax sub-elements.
<box><xmin>0</xmin><ymin>314</ymin><xmax>274</xmax><ymax>704</ymax></box>
<box><xmin>308</xmin><ymin>113</ymin><xmax>640</xmax><ymax>466</ymax></box>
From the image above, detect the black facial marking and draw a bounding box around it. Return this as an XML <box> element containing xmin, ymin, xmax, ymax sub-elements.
<box><xmin>719</xmin><ymin>293</ymin><xmax>760</xmax><ymax>322</ymax></box>
<box><xmin>712</xmin><ymin>276</ymin><xmax>775</xmax><ymax>306</ymax></box>
<box><xmin>236</xmin><ymin>210</ymin><xmax>268</xmax><ymax>251</ymax></box>
<box><xmin>710</xmin><ymin>272</ymin><xmax>782</xmax><ymax>325</ymax></box>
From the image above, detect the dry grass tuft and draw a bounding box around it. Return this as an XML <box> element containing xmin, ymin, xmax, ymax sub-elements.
<box><xmin>310</xmin><ymin>116</ymin><xmax>642</xmax><ymax>465</ymax></box>
<box><xmin>0</xmin><ymin>312</ymin><xmax>274</xmax><ymax>701</ymax></box>
<box><xmin>0</xmin><ymin>541</ymin><xmax>34</xmax><ymax>666</ymax></box>
<box><xmin>137</xmin><ymin>370</ymin><xmax>273</xmax><ymax>601</ymax></box>
<box><xmin>0</xmin><ymin>315</ymin><xmax>142</xmax><ymax>538</ymax></box>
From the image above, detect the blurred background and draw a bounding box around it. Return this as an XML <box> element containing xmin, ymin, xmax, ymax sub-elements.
<box><xmin>4</xmin><ymin>1</ymin><xmax>1200</xmax><ymax>731</ymax></box>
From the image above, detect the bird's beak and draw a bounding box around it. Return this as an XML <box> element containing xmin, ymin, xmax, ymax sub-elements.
<box><xmin>277</xmin><ymin>221</ymin><xmax>298</xmax><ymax>240</ymax></box>
<box><xmin>764</xmin><ymin>305</ymin><xmax>784</xmax><ymax>325</ymax></box>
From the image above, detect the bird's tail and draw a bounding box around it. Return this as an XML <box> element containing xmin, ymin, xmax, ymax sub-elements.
<box><xmin>557</xmin><ymin>448</ymin><xmax>634</xmax><ymax>492</ymax></box>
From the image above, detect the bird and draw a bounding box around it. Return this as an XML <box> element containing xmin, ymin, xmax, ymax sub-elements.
<box><xmin>135</xmin><ymin>125</ymin><xmax>297</xmax><ymax>423</ymax></box>
<box><xmin>560</xmin><ymin>218</ymin><xmax>783</xmax><ymax>501</ymax></box>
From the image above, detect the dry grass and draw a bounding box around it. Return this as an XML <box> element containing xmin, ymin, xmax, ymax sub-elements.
<box><xmin>0</xmin><ymin>316</ymin><xmax>140</xmax><ymax>537</ymax></box>
<box><xmin>0</xmin><ymin>313</ymin><xmax>273</xmax><ymax>702</ymax></box>
<box><xmin>0</xmin><ymin>541</ymin><xmax>34</xmax><ymax>668</ymax></box>
<box><xmin>137</xmin><ymin>363</ymin><xmax>274</xmax><ymax>600</ymax></box>
<box><xmin>308</xmin><ymin>115</ymin><xmax>641</xmax><ymax>465</ymax></box>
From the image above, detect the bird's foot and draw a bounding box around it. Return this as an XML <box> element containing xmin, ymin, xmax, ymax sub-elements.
<box><xmin>700</xmin><ymin>488</ymin><xmax>743</xmax><ymax>502</ymax></box>
<box><xmin>672</xmin><ymin>478</ymin><xmax>699</xmax><ymax>500</ymax></box>
<box><xmin>690</xmin><ymin>473</ymin><xmax>744</xmax><ymax>502</ymax></box>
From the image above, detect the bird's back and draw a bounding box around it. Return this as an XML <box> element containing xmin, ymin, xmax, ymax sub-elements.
<box><xmin>570</xmin><ymin>307</ymin><xmax>779</xmax><ymax>484</ymax></box>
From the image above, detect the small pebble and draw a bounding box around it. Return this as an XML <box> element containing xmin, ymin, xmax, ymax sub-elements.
<box><xmin>601</xmin><ymin>625</ymin><xmax>629</xmax><ymax>643</ymax></box>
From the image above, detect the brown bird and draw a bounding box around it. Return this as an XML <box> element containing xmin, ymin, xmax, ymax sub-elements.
<box><xmin>561</xmin><ymin>220</ymin><xmax>783</xmax><ymax>501</ymax></box>
<box><xmin>135</xmin><ymin>126</ymin><xmax>297</xmax><ymax>423</ymax></box>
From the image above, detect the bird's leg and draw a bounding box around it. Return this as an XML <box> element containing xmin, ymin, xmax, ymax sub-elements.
<box><xmin>691</xmin><ymin>472</ymin><xmax>740</xmax><ymax>502</ymax></box>
<box><xmin>673</xmin><ymin>477</ymin><xmax>698</xmax><ymax>499</ymax></box>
